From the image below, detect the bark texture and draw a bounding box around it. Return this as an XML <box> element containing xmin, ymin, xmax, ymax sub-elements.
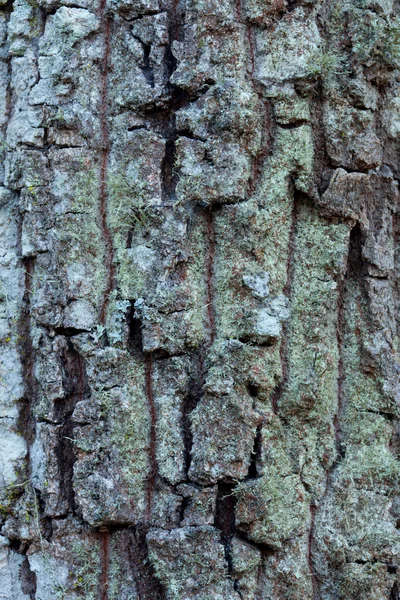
<box><xmin>0</xmin><ymin>0</ymin><xmax>400</xmax><ymax>598</ymax></box>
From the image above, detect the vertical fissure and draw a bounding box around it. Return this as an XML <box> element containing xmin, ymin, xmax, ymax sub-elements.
<box><xmin>308</xmin><ymin>503</ymin><xmax>318</xmax><ymax>600</ymax></box>
<box><xmin>248</xmin><ymin>424</ymin><xmax>262</xmax><ymax>479</ymax></box>
<box><xmin>57</xmin><ymin>339</ymin><xmax>89</xmax><ymax>514</ymax></box>
<box><xmin>214</xmin><ymin>482</ymin><xmax>237</xmax><ymax>574</ymax></box>
<box><xmin>128</xmin><ymin>525</ymin><xmax>166</xmax><ymax>599</ymax></box>
<box><xmin>127</xmin><ymin>300</ymin><xmax>143</xmax><ymax>353</ymax></box>
<box><xmin>234</xmin><ymin>4</ymin><xmax>271</xmax><ymax>197</ymax></box>
<box><xmin>99</xmin><ymin>529</ymin><xmax>111</xmax><ymax>600</ymax></box>
<box><xmin>205</xmin><ymin>206</ymin><xmax>216</xmax><ymax>345</ymax></box>
<box><xmin>159</xmin><ymin>0</ymin><xmax>187</xmax><ymax>204</ymax></box>
<box><xmin>145</xmin><ymin>354</ymin><xmax>157</xmax><ymax>522</ymax></box>
<box><xmin>98</xmin><ymin>2</ymin><xmax>115</xmax><ymax>325</ymax></box>
<box><xmin>20</xmin><ymin>554</ymin><xmax>37</xmax><ymax>600</ymax></box>
<box><xmin>310</xmin><ymin>222</ymin><xmax>363</xmax><ymax>599</ymax></box>
<box><xmin>161</xmin><ymin>137</ymin><xmax>178</xmax><ymax>202</ymax></box>
<box><xmin>9</xmin><ymin>542</ymin><xmax>37</xmax><ymax>600</ymax></box>
<box><xmin>135</xmin><ymin>37</ymin><xmax>155</xmax><ymax>88</ymax></box>
<box><xmin>126</xmin><ymin>303</ymin><xmax>158</xmax><ymax>523</ymax></box>
<box><xmin>390</xmin><ymin>581</ymin><xmax>399</xmax><ymax>600</ymax></box>
<box><xmin>181</xmin><ymin>391</ymin><xmax>197</xmax><ymax>476</ymax></box>
<box><xmin>19</xmin><ymin>256</ymin><xmax>37</xmax><ymax>449</ymax></box>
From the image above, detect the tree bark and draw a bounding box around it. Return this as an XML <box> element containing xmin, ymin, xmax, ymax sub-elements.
<box><xmin>0</xmin><ymin>0</ymin><xmax>399</xmax><ymax>598</ymax></box>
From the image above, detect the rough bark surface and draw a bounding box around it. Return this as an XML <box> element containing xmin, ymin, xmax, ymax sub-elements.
<box><xmin>0</xmin><ymin>0</ymin><xmax>400</xmax><ymax>598</ymax></box>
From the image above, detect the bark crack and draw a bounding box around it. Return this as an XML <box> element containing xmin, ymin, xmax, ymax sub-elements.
<box><xmin>205</xmin><ymin>206</ymin><xmax>216</xmax><ymax>345</ymax></box>
<box><xmin>99</xmin><ymin>529</ymin><xmax>111</xmax><ymax>600</ymax></box>
<box><xmin>145</xmin><ymin>354</ymin><xmax>157</xmax><ymax>522</ymax></box>
<box><xmin>98</xmin><ymin>1</ymin><xmax>115</xmax><ymax>325</ymax></box>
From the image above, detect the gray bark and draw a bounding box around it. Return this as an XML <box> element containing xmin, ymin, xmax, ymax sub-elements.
<box><xmin>0</xmin><ymin>0</ymin><xmax>399</xmax><ymax>598</ymax></box>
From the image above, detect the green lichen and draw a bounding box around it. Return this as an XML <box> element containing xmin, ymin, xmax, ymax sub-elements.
<box><xmin>71</xmin><ymin>540</ymin><xmax>101</xmax><ymax>599</ymax></box>
<box><xmin>305</xmin><ymin>50</ymin><xmax>350</xmax><ymax>80</ymax></box>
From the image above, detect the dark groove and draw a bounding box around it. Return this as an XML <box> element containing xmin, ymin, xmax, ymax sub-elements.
<box><xmin>390</xmin><ymin>581</ymin><xmax>399</xmax><ymax>600</ymax></box>
<box><xmin>127</xmin><ymin>300</ymin><xmax>143</xmax><ymax>353</ymax></box>
<box><xmin>161</xmin><ymin>138</ymin><xmax>178</xmax><ymax>202</ymax></box>
<box><xmin>310</xmin><ymin>222</ymin><xmax>364</xmax><ymax>599</ymax></box>
<box><xmin>18</xmin><ymin>257</ymin><xmax>37</xmax><ymax>447</ymax></box>
<box><xmin>278</xmin><ymin>120</ymin><xmax>309</xmax><ymax>129</ymax></box>
<box><xmin>214</xmin><ymin>482</ymin><xmax>237</xmax><ymax>573</ymax></box>
<box><xmin>99</xmin><ymin>530</ymin><xmax>111</xmax><ymax>600</ymax></box>
<box><xmin>145</xmin><ymin>354</ymin><xmax>157</xmax><ymax>522</ymax></box>
<box><xmin>20</xmin><ymin>555</ymin><xmax>37</xmax><ymax>600</ymax></box>
<box><xmin>247</xmin><ymin>382</ymin><xmax>259</xmax><ymax>398</ymax></box>
<box><xmin>308</xmin><ymin>503</ymin><xmax>318</xmax><ymax>600</ymax></box>
<box><xmin>128</xmin><ymin>526</ymin><xmax>166</xmax><ymax>599</ymax></box>
<box><xmin>205</xmin><ymin>207</ymin><xmax>216</xmax><ymax>345</ymax></box>
<box><xmin>133</xmin><ymin>37</ymin><xmax>155</xmax><ymax>88</ymax></box>
<box><xmin>58</xmin><ymin>338</ymin><xmax>89</xmax><ymax>514</ymax></box>
<box><xmin>181</xmin><ymin>392</ymin><xmax>197</xmax><ymax>475</ymax></box>
<box><xmin>248</xmin><ymin>425</ymin><xmax>262</xmax><ymax>479</ymax></box>
<box><xmin>237</xmin><ymin>8</ymin><xmax>272</xmax><ymax>198</ymax></box>
<box><xmin>98</xmin><ymin>4</ymin><xmax>115</xmax><ymax>325</ymax></box>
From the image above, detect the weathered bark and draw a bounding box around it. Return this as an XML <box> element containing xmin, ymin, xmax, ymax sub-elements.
<box><xmin>0</xmin><ymin>0</ymin><xmax>399</xmax><ymax>598</ymax></box>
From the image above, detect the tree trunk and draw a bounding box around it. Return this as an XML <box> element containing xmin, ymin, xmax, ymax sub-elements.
<box><xmin>0</xmin><ymin>0</ymin><xmax>399</xmax><ymax>598</ymax></box>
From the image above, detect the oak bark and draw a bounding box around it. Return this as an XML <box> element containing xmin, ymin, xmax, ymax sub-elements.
<box><xmin>0</xmin><ymin>0</ymin><xmax>399</xmax><ymax>598</ymax></box>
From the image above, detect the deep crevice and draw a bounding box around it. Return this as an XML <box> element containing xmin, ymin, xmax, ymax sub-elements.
<box><xmin>390</xmin><ymin>581</ymin><xmax>400</xmax><ymax>600</ymax></box>
<box><xmin>161</xmin><ymin>137</ymin><xmax>178</xmax><ymax>202</ymax></box>
<box><xmin>247</xmin><ymin>383</ymin><xmax>259</xmax><ymax>398</ymax></box>
<box><xmin>214</xmin><ymin>482</ymin><xmax>237</xmax><ymax>573</ymax></box>
<box><xmin>248</xmin><ymin>425</ymin><xmax>262</xmax><ymax>479</ymax></box>
<box><xmin>181</xmin><ymin>392</ymin><xmax>197</xmax><ymax>476</ymax></box>
<box><xmin>58</xmin><ymin>338</ymin><xmax>90</xmax><ymax>514</ymax></box>
<box><xmin>53</xmin><ymin>326</ymin><xmax>87</xmax><ymax>337</ymax></box>
<box><xmin>204</xmin><ymin>207</ymin><xmax>216</xmax><ymax>345</ymax></box>
<box><xmin>98</xmin><ymin>4</ymin><xmax>115</xmax><ymax>326</ymax></box>
<box><xmin>180</xmin><ymin>353</ymin><xmax>204</xmax><ymax>476</ymax></box>
<box><xmin>99</xmin><ymin>530</ymin><xmax>111</xmax><ymax>600</ymax></box>
<box><xmin>7</xmin><ymin>541</ymin><xmax>37</xmax><ymax>599</ymax></box>
<box><xmin>127</xmin><ymin>300</ymin><xmax>144</xmax><ymax>353</ymax></box>
<box><xmin>145</xmin><ymin>354</ymin><xmax>157</xmax><ymax>522</ymax></box>
<box><xmin>133</xmin><ymin>36</ymin><xmax>155</xmax><ymax>88</ymax></box>
<box><xmin>20</xmin><ymin>555</ymin><xmax>37</xmax><ymax>600</ymax></box>
<box><xmin>238</xmin><ymin>336</ymin><xmax>275</xmax><ymax>348</ymax></box>
<box><xmin>277</xmin><ymin>120</ymin><xmax>309</xmax><ymax>129</ymax></box>
<box><xmin>310</xmin><ymin>222</ymin><xmax>365</xmax><ymax>600</ymax></box>
<box><xmin>308</xmin><ymin>503</ymin><xmax>318</xmax><ymax>600</ymax></box>
<box><xmin>236</xmin><ymin>7</ymin><xmax>272</xmax><ymax>198</ymax></box>
<box><xmin>128</xmin><ymin>525</ymin><xmax>166</xmax><ymax>599</ymax></box>
<box><xmin>18</xmin><ymin>256</ymin><xmax>37</xmax><ymax>448</ymax></box>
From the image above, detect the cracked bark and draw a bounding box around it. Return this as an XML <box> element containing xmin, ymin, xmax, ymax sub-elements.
<box><xmin>1</xmin><ymin>0</ymin><xmax>400</xmax><ymax>599</ymax></box>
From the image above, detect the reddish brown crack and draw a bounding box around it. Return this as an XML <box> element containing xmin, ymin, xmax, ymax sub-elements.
<box><xmin>145</xmin><ymin>354</ymin><xmax>157</xmax><ymax>522</ymax></box>
<box><xmin>98</xmin><ymin>1</ymin><xmax>115</xmax><ymax>325</ymax></box>
<box><xmin>308</xmin><ymin>503</ymin><xmax>318</xmax><ymax>599</ymax></box>
<box><xmin>99</xmin><ymin>530</ymin><xmax>111</xmax><ymax>600</ymax></box>
<box><xmin>205</xmin><ymin>207</ymin><xmax>216</xmax><ymax>345</ymax></box>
